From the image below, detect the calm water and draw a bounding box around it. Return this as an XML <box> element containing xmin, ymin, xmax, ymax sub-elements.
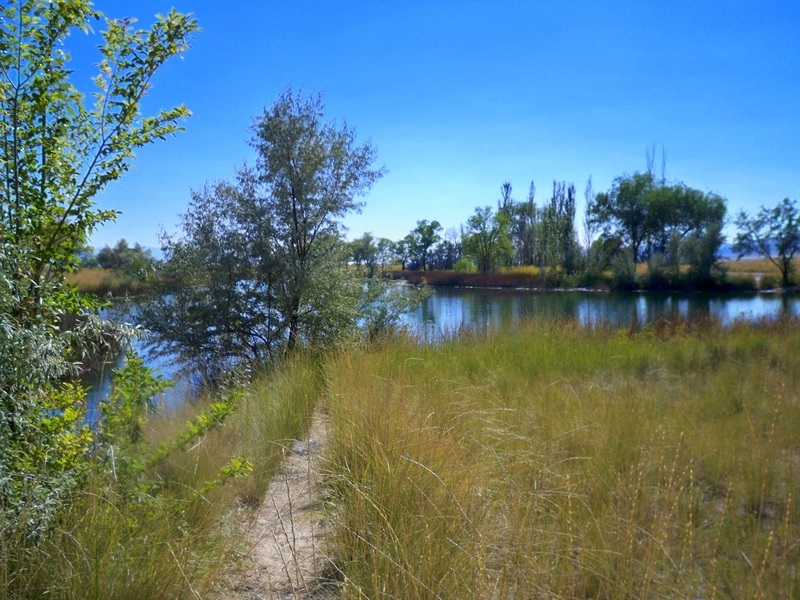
<box><xmin>83</xmin><ymin>303</ymin><xmax>196</xmax><ymax>424</ymax></box>
<box><xmin>86</xmin><ymin>289</ymin><xmax>799</xmax><ymax>413</ymax></box>
<box><xmin>403</xmin><ymin>288</ymin><xmax>800</xmax><ymax>339</ymax></box>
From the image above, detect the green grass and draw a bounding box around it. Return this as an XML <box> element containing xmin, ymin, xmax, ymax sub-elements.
<box><xmin>323</xmin><ymin>318</ymin><xmax>800</xmax><ymax>598</ymax></box>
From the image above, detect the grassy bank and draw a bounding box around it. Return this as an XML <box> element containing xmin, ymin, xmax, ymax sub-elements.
<box><xmin>323</xmin><ymin>318</ymin><xmax>800</xmax><ymax>598</ymax></box>
<box><xmin>65</xmin><ymin>268</ymin><xmax>151</xmax><ymax>297</ymax></box>
<box><xmin>392</xmin><ymin>266</ymin><xmax>605</xmax><ymax>290</ymax></box>
<box><xmin>0</xmin><ymin>357</ymin><xmax>319</xmax><ymax>599</ymax></box>
<box><xmin>7</xmin><ymin>319</ymin><xmax>798</xmax><ymax>597</ymax></box>
<box><xmin>393</xmin><ymin>259</ymin><xmax>800</xmax><ymax>292</ymax></box>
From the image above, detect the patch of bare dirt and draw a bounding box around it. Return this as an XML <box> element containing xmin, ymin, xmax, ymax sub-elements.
<box><xmin>220</xmin><ymin>411</ymin><xmax>337</xmax><ymax>599</ymax></box>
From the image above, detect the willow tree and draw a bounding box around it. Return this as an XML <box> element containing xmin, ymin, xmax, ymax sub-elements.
<box><xmin>252</xmin><ymin>89</ymin><xmax>384</xmax><ymax>350</ymax></box>
<box><xmin>734</xmin><ymin>198</ymin><xmax>800</xmax><ymax>288</ymax></box>
<box><xmin>147</xmin><ymin>88</ymin><xmax>386</xmax><ymax>366</ymax></box>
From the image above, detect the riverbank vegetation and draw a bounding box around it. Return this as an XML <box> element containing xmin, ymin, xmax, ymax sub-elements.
<box><xmin>323</xmin><ymin>317</ymin><xmax>800</xmax><ymax>598</ymax></box>
<box><xmin>1</xmin><ymin>357</ymin><xmax>320</xmax><ymax>598</ymax></box>
<box><xmin>3</xmin><ymin>1</ymin><xmax>800</xmax><ymax>597</ymax></box>
<box><xmin>351</xmin><ymin>161</ymin><xmax>799</xmax><ymax>293</ymax></box>
<box><xmin>392</xmin><ymin>258</ymin><xmax>800</xmax><ymax>292</ymax></box>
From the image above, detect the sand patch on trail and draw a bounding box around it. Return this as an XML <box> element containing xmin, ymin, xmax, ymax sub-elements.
<box><xmin>221</xmin><ymin>410</ymin><xmax>337</xmax><ymax>599</ymax></box>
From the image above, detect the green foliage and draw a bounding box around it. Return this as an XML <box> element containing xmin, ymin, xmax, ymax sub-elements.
<box><xmin>734</xmin><ymin>198</ymin><xmax>800</xmax><ymax>288</ymax></box>
<box><xmin>96</xmin><ymin>238</ymin><xmax>156</xmax><ymax>280</ymax></box>
<box><xmin>462</xmin><ymin>205</ymin><xmax>513</xmax><ymax>273</ymax></box>
<box><xmin>453</xmin><ymin>256</ymin><xmax>477</xmax><ymax>273</ymax></box>
<box><xmin>540</xmin><ymin>181</ymin><xmax>581</xmax><ymax>274</ymax></box>
<box><xmin>98</xmin><ymin>351</ymin><xmax>170</xmax><ymax>482</ymax></box>
<box><xmin>0</xmin><ymin>0</ymin><xmax>197</xmax><ymax>541</ymax></box>
<box><xmin>0</xmin><ymin>1</ymin><xmax>197</xmax><ymax>291</ymax></box>
<box><xmin>589</xmin><ymin>172</ymin><xmax>727</xmax><ymax>272</ymax></box>
<box><xmin>408</xmin><ymin>219</ymin><xmax>442</xmax><ymax>271</ymax></box>
<box><xmin>147</xmin><ymin>392</ymin><xmax>241</xmax><ymax>469</ymax></box>
<box><xmin>589</xmin><ymin>172</ymin><xmax>654</xmax><ymax>264</ymax></box>
<box><xmin>610</xmin><ymin>247</ymin><xmax>637</xmax><ymax>290</ymax></box>
<box><xmin>358</xmin><ymin>277</ymin><xmax>432</xmax><ymax>342</ymax></box>
<box><xmin>145</xmin><ymin>88</ymin><xmax>409</xmax><ymax>370</ymax></box>
<box><xmin>349</xmin><ymin>232</ymin><xmax>379</xmax><ymax>276</ymax></box>
<box><xmin>488</xmin><ymin>180</ymin><xmax>581</xmax><ymax>274</ymax></box>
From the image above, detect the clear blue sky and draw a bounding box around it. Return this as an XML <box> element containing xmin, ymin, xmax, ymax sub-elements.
<box><xmin>80</xmin><ymin>0</ymin><xmax>800</xmax><ymax>250</ymax></box>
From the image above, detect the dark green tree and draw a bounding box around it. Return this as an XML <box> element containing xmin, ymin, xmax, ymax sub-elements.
<box><xmin>96</xmin><ymin>239</ymin><xmax>156</xmax><ymax>279</ymax></box>
<box><xmin>589</xmin><ymin>172</ymin><xmax>654</xmax><ymax>264</ymax></box>
<box><xmin>375</xmin><ymin>237</ymin><xmax>396</xmax><ymax>274</ymax></box>
<box><xmin>350</xmin><ymin>232</ymin><xmax>380</xmax><ymax>276</ymax></box>
<box><xmin>590</xmin><ymin>172</ymin><xmax>726</xmax><ymax>280</ymax></box>
<box><xmin>734</xmin><ymin>198</ymin><xmax>800</xmax><ymax>288</ymax></box>
<box><xmin>395</xmin><ymin>235</ymin><xmax>414</xmax><ymax>271</ymax></box>
<box><xmin>511</xmin><ymin>182</ymin><xmax>539</xmax><ymax>266</ymax></box>
<box><xmin>409</xmin><ymin>219</ymin><xmax>442</xmax><ymax>271</ymax></box>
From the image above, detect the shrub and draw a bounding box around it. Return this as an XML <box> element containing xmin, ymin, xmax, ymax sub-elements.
<box><xmin>453</xmin><ymin>257</ymin><xmax>477</xmax><ymax>273</ymax></box>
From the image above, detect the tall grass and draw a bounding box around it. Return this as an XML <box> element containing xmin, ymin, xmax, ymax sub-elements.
<box><xmin>393</xmin><ymin>267</ymin><xmax>601</xmax><ymax>289</ymax></box>
<box><xmin>0</xmin><ymin>356</ymin><xmax>320</xmax><ymax>599</ymax></box>
<box><xmin>323</xmin><ymin>318</ymin><xmax>800</xmax><ymax>598</ymax></box>
<box><xmin>65</xmin><ymin>268</ymin><xmax>147</xmax><ymax>296</ymax></box>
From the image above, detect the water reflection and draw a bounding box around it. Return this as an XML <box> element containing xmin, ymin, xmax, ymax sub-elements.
<box><xmin>403</xmin><ymin>289</ymin><xmax>800</xmax><ymax>339</ymax></box>
<box><xmin>82</xmin><ymin>302</ymin><xmax>197</xmax><ymax>425</ymax></box>
<box><xmin>86</xmin><ymin>290</ymin><xmax>799</xmax><ymax>411</ymax></box>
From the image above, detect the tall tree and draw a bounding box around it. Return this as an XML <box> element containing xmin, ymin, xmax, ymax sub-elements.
<box><xmin>145</xmin><ymin>89</ymin><xmax>392</xmax><ymax>369</ymax></box>
<box><xmin>1</xmin><ymin>3</ymin><xmax>196</xmax><ymax>304</ymax></box>
<box><xmin>512</xmin><ymin>181</ymin><xmax>538</xmax><ymax>266</ymax></box>
<box><xmin>462</xmin><ymin>206</ymin><xmax>513</xmax><ymax>274</ymax></box>
<box><xmin>589</xmin><ymin>172</ymin><xmax>654</xmax><ymax>264</ymax></box>
<box><xmin>0</xmin><ymin>0</ymin><xmax>197</xmax><ymax>534</ymax></box>
<box><xmin>251</xmin><ymin>88</ymin><xmax>384</xmax><ymax>349</ymax></box>
<box><xmin>590</xmin><ymin>172</ymin><xmax>726</xmax><ymax>272</ymax></box>
<box><xmin>734</xmin><ymin>198</ymin><xmax>800</xmax><ymax>288</ymax></box>
<box><xmin>409</xmin><ymin>219</ymin><xmax>442</xmax><ymax>271</ymax></box>
<box><xmin>350</xmin><ymin>232</ymin><xmax>379</xmax><ymax>276</ymax></box>
<box><xmin>395</xmin><ymin>235</ymin><xmax>414</xmax><ymax>271</ymax></box>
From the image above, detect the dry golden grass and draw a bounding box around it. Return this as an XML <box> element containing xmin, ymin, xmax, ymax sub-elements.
<box><xmin>65</xmin><ymin>268</ymin><xmax>145</xmax><ymax>296</ymax></box>
<box><xmin>323</xmin><ymin>319</ymin><xmax>800</xmax><ymax>598</ymax></box>
<box><xmin>723</xmin><ymin>258</ymin><xmax>800</xmax><ymax>274</ymax></box>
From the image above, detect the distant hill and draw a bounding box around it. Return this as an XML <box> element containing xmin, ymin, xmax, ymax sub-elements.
<box><xmin>719</xmin><ymin>241</ymin><xmax>776</xmax><ymax>261</ymax></box>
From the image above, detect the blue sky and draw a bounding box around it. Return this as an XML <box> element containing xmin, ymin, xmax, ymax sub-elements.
<box><xmin>78</xmin><ymin>0</ymin><xmax>800</xmax><ymax>250</ymax></box>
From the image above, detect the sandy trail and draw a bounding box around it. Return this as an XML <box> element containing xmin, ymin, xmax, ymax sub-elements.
<box><xmin>221</xmin><ymin>411</ymin><xmax>337</xmax><ymax>599</ymax></box>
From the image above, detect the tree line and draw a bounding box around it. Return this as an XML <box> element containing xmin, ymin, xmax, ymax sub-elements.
<box><xmin>351</xmin><ymin>171</ymin><xmax>798</xmax><ymax>290</ymax></box>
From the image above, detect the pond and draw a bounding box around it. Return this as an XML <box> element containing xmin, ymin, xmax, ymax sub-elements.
<box><xmin>83</xmin><ymin>302</ymin><xmax>197</xmax><ymax>425</ymax></box>
<box><xmin>403</xmin><ymin>288</ymin><xmax>800</xmax><ymax>339</ymax></box>
<box><xmin>86</xmin><ymin>288</ymin><xmax>800</xmax><ymax>414</ymax></box>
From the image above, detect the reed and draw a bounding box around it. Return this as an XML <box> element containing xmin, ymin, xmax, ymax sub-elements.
<box><xmin>323</xmin><ymin>318</ymin><xmax>800</xmax><ymax>598</ymax></box>
<box><xmin>65</xmin><ymin>268</ymin><xmax>147</xmax><ymax>296</ymax></box>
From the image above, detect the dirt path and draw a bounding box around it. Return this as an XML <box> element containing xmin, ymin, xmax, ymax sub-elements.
<box><xmin>221</xmin><ymin>411</ymin><xmax>337</xmax><ymax>599</ymax></box>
